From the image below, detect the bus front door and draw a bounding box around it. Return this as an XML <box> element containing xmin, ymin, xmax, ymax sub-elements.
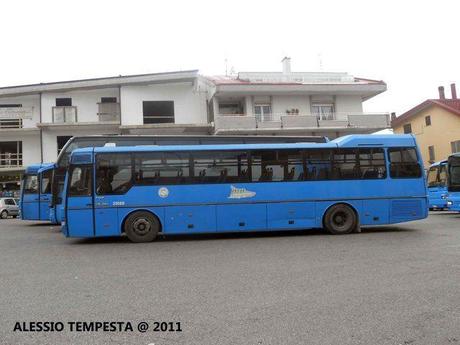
<box><xmin>66</xmin><ymin>165</ymin><xmax>94</xmax><ymax>237</ymax></box>
<box><xmin>21</xmin><ymin>174</ymin><xmax>39</xmax><ymax>220</ymax></box>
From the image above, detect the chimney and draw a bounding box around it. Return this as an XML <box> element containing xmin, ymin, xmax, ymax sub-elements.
<box><xmin>451</xmin><ymin>83</ymin><xmax>457</xmax><ymax>99</ymax></box>
<box><xmin>438</xmin><ymin>86</ymin><xmax>445</xmax><ymax>99</ymax></box>
<box><xmin>282</xmin><ymin>57</ymin><xmax>291</xmax><ymax>74</ymax></box>
<box><xmin>391</xmin><ymin>112</ymin><xmax>396</xmax><ymax>121</ymax></box>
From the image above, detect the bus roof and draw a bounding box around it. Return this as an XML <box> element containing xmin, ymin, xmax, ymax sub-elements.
<box><xmin>71</xmin><ymin>134</ymin><xmax>417</xmax><ymax>157</ymax></box>
<box><xmin>37</xmin><ymin>163</ymin><xmax>57</xmax><ymax>174</ymax></box>
<box><xmin>25</xmin><ymin>163</ymin><xmax>55</xmax><ymax>174</ymax></box>
<box><xmin>429</xmin><ymin>160</ymin><xmax>448</xmax><ymax>168</ymax></box>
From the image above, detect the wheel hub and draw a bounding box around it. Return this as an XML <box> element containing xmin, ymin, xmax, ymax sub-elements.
<box><xmin>132</xmin><ymin>218</ymin><xmax>151</xmax><ymax>235</ymax></box>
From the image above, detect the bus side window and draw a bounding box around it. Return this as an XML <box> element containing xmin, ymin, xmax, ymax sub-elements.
<box><xmin>388</xmin><ymin>148</ymin><xmax>422</xmax><ymax>178</ymax></box>
<box><xmin>305</xmin><ymin>149</ymin><xmax>331</xmax><ymax>180</ymax></box>
<box><xmin>40</xmin><ymin>170</ymin><xmax>52</xmax><ymax>194</ymax></box>
<box><xmin>96</xmin><ymin>153</ymin><xmax>132</xmax><ymax>195</ymax></box>
<box><xmin>358</xmin><ymin>148</ymin><xmax>386</xmax><ymax>179</ymax></box>
<box><xmin>193</xmin><ymin>151</ymin><xmax>248</xmax><ymax>184</ymax></box>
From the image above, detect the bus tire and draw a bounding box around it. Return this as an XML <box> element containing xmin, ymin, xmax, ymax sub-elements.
<box><xmin>323</xmin><ymin>203</ymin><xmax>357</xmax><ymax>235</ymax></box>
<box><xmin>0</xmin><ymin>210</ymin><xmax>8</xmax><ymax>219</ymax></box>
<box><xmin>124</xmin><ymin>211</ymin><xmax>159</xmax><ymax>243</ymax></box>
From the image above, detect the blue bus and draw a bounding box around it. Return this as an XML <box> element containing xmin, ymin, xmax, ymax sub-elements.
<box><xmin>426</xmin><ymin>160</ymin><xmax>448</xmax><ymax>210</ymax></box>
<box><xmin>44</xmin><ymin>135</ymin><xmax>328</xmax><ymax>224</ymax></box>
<box><xmin>447</xmin><ymin>153</ymin><xmax>460</xmax><ymax>211</ymax></box>
<box><xmin>20</xmin><ymin>163</ymin><xmax>54</xmax><ymax>221</ymax></box>
<box><xmin>61</xmin><ymin>134</ymin><xmax>428</xmax><ymax>242</ymax></box>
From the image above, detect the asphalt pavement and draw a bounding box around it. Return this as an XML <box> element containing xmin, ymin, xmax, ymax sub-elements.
<box><xmin>0</xmin><ymin>212</ymin><xmax>459</xmax><ymax>345</ymax></box>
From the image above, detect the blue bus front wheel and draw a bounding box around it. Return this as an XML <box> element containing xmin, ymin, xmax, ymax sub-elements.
<box><xmin>323</xmin><ymin>204</ymin><xmax>357</xmax><ymax>235</ymax></box>
<box><xmin>124</xmin><ymin>211</ymin><xmax>159</xmax><ymax>243</ymax></box>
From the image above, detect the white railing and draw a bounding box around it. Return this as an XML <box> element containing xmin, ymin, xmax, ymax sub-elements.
<box><xmin>215</xmin><ymin>112</ymin><xmax>390</xmax><ymax>130</ymax></box>
<box><xmin>0</xmin><ymin>152</ymin><xmax>22</xmax><ymax>168</ymax></box>
<box><xmin>0</xmin><ymin>119</ymin><xmax>23</xmax><ymax>129</ymax></box>
<box><xmin>52</xmin><ymin>106</ymin><xmax>77</xmax><ymax>123</ymax></box>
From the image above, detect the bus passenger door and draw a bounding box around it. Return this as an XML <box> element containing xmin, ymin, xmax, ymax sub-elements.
<box><xmin>65</xmin><ymin>165</ymin><xmax>94</xmax><ymax>237</ymax></box>
<box><xmin>21</xmin><ymin>174</ymin><xmax>39</xmax><ymax>220</ymax></box>
<box><xmin>93</xmin><ymin>154</ymin><xmax>132</xmax><ymax>237</ymax></box>
<box><xmin>39</xmin><ymin>169</ymin><xmax>52</xmax><ymax>221</ymax></box>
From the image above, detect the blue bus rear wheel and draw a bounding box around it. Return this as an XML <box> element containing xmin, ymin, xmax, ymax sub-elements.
<box><xmin>323</xmin><ymin>204</ymin><xmax>357</xmax><ymax>235</ymax></box>
<box><xmin>124</xmin><ymin>211</ymin><xmax>159</xmax><ymax>243</ymax></box>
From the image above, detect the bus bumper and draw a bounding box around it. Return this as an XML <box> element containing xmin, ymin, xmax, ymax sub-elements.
<box><xmin>447</xmin><ymin>196</ymin><xmax>460</xmax><ymax>212</ymax></box>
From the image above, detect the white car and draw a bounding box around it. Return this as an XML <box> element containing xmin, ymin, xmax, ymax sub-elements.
<box><xmin>0</xmin><ymin>198</ymin><xmax>20</xmax><ymax>219</ymax></box>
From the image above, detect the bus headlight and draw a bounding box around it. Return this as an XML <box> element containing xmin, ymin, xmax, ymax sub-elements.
<box><xmin>447</xmin><ymin>201</ymin><xmax>453</xmax><ymax>207</ymax></box>
<box><xmin>441</xmin><ymin>194</ymin><xmax>448</xmax><ymax>199</ymax></box>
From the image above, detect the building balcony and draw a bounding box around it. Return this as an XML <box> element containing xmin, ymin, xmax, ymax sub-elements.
<box><xmin>52</xmin><ymin>106</ymin><xmax>77</xmax><ymax>123</ymax></box>
<box><xmin>214</xmin><ymin>112</ymin><xmax>390</xmax><ymax>134</ymax></box>
<box><xmin>97</xmin><ymin>102</ymin><xmax>121</xmax><ymax>122</ymax></box>
<box><xmin>0</xmin><ymin>152</ymin><xmax>22</xmax><ymax>169</ymax></box>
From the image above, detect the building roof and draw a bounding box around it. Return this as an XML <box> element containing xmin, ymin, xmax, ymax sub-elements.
<box><xmin>207</xmin><ymin>73</ymin><xmax>385</xmax><ymax>86</ymax></box>
<box><xmin>392</xmin><ymin>98</ymin><xmax>460</xmax><ymax>127</ymax></box>
<box><xmin>0</xmin><ymin>70</ymin><xmax>199</xmax><ymax>97</ymax></box>
<box><xmin>207</xmin><ymin>72</ymin><xmax>386</xmax><ymax>100</ymax></box>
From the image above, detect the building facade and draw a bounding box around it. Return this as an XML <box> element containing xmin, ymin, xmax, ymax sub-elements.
<box><xmin>392</xmin><ymin>84</ymin><xmax>460</xmax><ymax>167</ymax></box>
<box><xmin>0</xmin><ymin>59</ymin><xmax>389</xmax><ymax>195</ymax></box>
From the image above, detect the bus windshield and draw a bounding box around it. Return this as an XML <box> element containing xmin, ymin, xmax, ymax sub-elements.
<box><xmin>427</xmin><ymin>164</ymin><xmax>447</xmax><ymax>188</ymax></box>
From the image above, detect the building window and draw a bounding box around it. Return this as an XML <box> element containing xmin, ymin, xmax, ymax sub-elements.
<box><xmin>142</xmin><ymin>101</ymin><xmax>174</xmax><ymax>124</ymax></box>
<box><xmin>219</xmin><ymin>102</ymin><xmax>243</xmax><ymax>115</ymax></box>
<box><xmin>451</xmin><ymin>140</ymin><xmax>460</xmax><ymax>153</ymax></box>
<box><xmin>254</xmin><ymin>104</ymin><xmax>272</xmax><ymax>122</ymax></box>
<box><xmin>101</xmin><ymin>97</ymin><xmax>117</xmax><ymax>103</ymax></box>
<box><xmin>57</xmin><ymin>136</ymin><xmax>73</xmax><ymax>155</ymax></box>
<box><xmin>428</xmin><ymin>145</ymin><xmax>435</xmax><ymax>163</ymax></box>
<box><xmin>55</xmin><ymin>98</ymin><xmax>72</xmax><ymax>106</ymax></box>
<box><xmin>0</xmin><ymin>141</ymin><xmax>22</xmax><ymax>167</ymax></box>
<box><xmin>312</xmin><ymin>103</ymin><xmax>334</xmax><ymax>120</ymax></box>
<box><xmin>403</xmin><ymin>123</ymin><xmax>412</xmax><ymax>134</ymax></box>
<box><xmin>425</xmin><ymin>115</ymin><xmax>431</xmax><ymax>126</ymax></box>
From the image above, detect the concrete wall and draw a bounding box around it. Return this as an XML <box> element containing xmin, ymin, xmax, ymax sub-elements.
<box><xmin>41</xmin><ymin>127</ymin><xmax>120</xmax><ymax>163</ymax></box>
<box><xmin>120</xmin><ymin>82</ymin><xmax>207</xmax><ymax>125</ymax></box>
<box><xmin>41</xmin><ymin>88</ymin><xmax>119</xmax><ymax>123</ymax></box>
<box><xmin>335</xmin><ymin>95</ymin><xmax>363</xmax><ymax>119</ymax></box>
<box><xmin>393</xmin><ymin>104</ymin><xmax>460</xmax><ymax>167</ymax></box>
<box><xmin>271</xmin><ymin>95</ymin><xmax>311</xmax><ymax>117</ymax></box>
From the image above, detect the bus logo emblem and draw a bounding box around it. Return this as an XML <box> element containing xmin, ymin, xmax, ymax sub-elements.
<box><xmin>228</xmin><ymin>185</ymin><xmax>256</xmax><ymax>199</ymax></box>
<box><xmin>158</xmin><ymin>187</ymin><xmax>169</xmax><ymax>198</ymax></box>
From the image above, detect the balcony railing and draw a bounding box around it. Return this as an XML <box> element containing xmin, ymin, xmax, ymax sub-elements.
<box><xmin>52</xmin><ymin>106</ymin><xmax>77</xmax><ymax>123</ymax></box>
<box><xmin>215</xmin><ymin>112</ymin><xmax>390</xmax><ymax>131</ymax></box>
<box><xmin>0</xmin><ymin>119</ymin><xmax>23</xmax><ymax>129</ymax></box>
<box><xmin>97</xmin><ymin>102</ymin><xmax>120</xmax><ymax>122</ymax></box>
<box><xmin>0</xmin><ymin>152</ymin><xmax>22</xmax><ymax>168</ymax></box>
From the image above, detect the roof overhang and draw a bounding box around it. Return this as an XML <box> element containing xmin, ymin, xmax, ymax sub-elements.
<box><xmin>213</xmin><ymin>83</ymin><xmax>386</xmax><ymax>100</ymax></box>
<box><xmin>0</xmin><ymin>70</ymin><xmax>199</xmax><ymax>97</ymax></box>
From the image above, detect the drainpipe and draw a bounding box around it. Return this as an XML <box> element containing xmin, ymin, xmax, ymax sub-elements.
<box><xmin>39</xmin><ymin>92</ymin><xmax>43</xmax><ymax>163</ymax></box>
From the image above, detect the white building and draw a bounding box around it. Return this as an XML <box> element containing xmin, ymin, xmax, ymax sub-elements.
<box><xmin>0</xmin><ymin>59</ymin><xmax>388</xmax><ymax>195</ymax></box>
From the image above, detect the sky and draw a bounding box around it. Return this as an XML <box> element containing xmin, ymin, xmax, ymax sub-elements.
<box><xmin>0</xmin><ymin>0</ymin><xmax>459</xmax><ymax>115</ymax></box>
